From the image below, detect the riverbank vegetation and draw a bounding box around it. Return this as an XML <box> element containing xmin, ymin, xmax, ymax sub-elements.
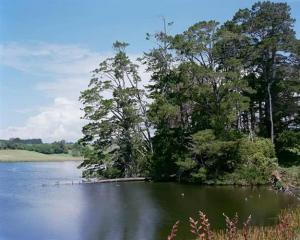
<box><xmin>79</xmin><ymin>1</ymin><xmax>300</xmax><ymax>185</ymax></box>
<box><xmin>167</xmin><ymin>208</ymin><xmax>300</xmax><ymax>240</ymax></box>
<box><xmin>279</xmin><ymin>166</ymin><xmax>300</xmax><ymax>187</ymax></box>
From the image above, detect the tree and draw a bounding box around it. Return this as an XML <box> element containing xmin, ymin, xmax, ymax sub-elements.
<box><xmin>79</xmin><ymin>42</ymin><xmax>151</xmax><ymax>178</ymax></box>
<box><xmin>225</xmin><ymin>1</ymin><xmax>299</xmax><ymax>143</ymax></box>
<box><xmin>78</xmin><ymin>2</ymin><xmax>299</xmax><ymax>183</ymax></box>
<box><xmin>171</xmin><ymin>21</ymin><xmax>252</xmax><ymax>135</ymax></box>
<box><xmin>143</xmin><ymin>21</ymin><xmax>252</xmax><ymax>180</ymax></box>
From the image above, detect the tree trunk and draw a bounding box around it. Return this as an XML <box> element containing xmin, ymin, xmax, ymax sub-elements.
<box><xmin>268</xmin><ymin>49</ymin><xmax>276</xmax><ymax>144</ymax></box>
<box><xmin>247</xmin><ymin>112</ymin><xmax>254</xmax><ymax>141</ymax></box>
<box><xmin>267</xmin><ymin>82</ymin><xmax>274</xmax><ymax>143</ymax></box>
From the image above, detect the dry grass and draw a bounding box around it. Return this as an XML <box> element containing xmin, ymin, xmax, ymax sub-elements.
<box><xmin>168</xmin><ymin>220</ymin><xmax>180</xmax><ymax>240</ymax></box>
<box><xmin>167</xmin><ymin>208</ymin><xmax>300</xmax><ymax>240</ymax></box>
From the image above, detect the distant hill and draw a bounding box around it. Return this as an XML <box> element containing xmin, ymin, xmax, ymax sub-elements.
<box><xmin>8</xmin><ymin>138</ymin><xmax>43</xmax><ymax>144</ymax></box>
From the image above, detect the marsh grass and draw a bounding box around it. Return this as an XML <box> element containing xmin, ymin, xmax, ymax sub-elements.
<box><xmin>167</xmin><ymin>208</ymin><xmax>300</xmax><ymax>240</ymax></box>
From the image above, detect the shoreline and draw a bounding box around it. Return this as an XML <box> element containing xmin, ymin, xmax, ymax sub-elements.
<box><xmin>0</xmin><ymin>149</ymin><xmax>83</xmax><ymax>162</ymax></box>
<box><xmin>0</xmin><ymin>159</ymin><xmax>83</xmax><ymax>162</ymax></box>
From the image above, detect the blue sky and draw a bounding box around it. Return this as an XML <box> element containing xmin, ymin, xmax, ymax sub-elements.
<box><xmin>0</xmin><ymin>0</ymin><xmax>299</xmax><ymax>142</ymax></box>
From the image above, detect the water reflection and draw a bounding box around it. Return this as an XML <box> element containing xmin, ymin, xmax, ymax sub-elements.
<box><xmin>142</xmin><ymin>183</ymin><xmax>298</xmax><ymax>239</ymax></box>
<box><xmin>0</xmin><ymin>162</ymin><xmax>298</xmax><ymax>240</ymax></box>
<box><xmin>79</xmin><ymin>183</ymin><xmax>160</xmax><ymax>240</ymax></box>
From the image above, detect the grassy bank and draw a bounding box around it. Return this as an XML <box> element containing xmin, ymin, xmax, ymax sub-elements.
<box><xmin>0</xmin><ymin>149</ymin><xmax>83</xmax><ymax>162</ymax></box>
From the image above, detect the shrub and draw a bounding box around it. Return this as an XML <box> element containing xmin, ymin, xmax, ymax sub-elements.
<box><xmin>228</xmin><ymin>138</ymin><xmax>278</xmax><ymax>185</ymax></box>
<box><xmin>191</xmin><ymin>167</ymin><xmax>208</xmax><ymax>182</ymax></box>
<box><xmin>176</xmin><ymin>130</ymin><xmax>278</xmax><ymax>185</ymax></box>
<box><xmin>276</xmin><ymin>130</ymin><xmax>300</xmax><ymax>166</ymax></box>
<box><xmin>176</xmin><ymin>130</ymin><xmax>239</xmax><ymax>183</ymax></box>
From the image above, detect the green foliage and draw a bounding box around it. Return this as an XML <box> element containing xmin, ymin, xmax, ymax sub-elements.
<box><xmin>0</xmin><ymin>139</ymin><xmax>69</xmax><ymax>154</ymax></box>
<box><xmin>224</xmin><ymin>1</ymin><xmax>299</xmax><ymax>142</ymax></box>
<box><xmin>79</xmin><ymin>42</ymin><xmax>152</xmax><ymax>178</ymax></box>
<box><xmin>190</xmin><ymin>167</ymin><xmax>207</xmax><ymax>183</ymax></box>
<box><xmin>150</xmin><ymin>128</ymin><xmax>188</xmax><ymax>180</ymax></box>
<box><xmin>177</xmin><ymin>133</ymin><xmax>277</xmax><ymax>185</ymax></box>
<box><xmin>276</xmin><ymin>131</ymin><xmax>300</xmax><ymax>166</ymax></box>
<box><xmin>190</xmin><ymin>130</ymin><xmax>239</xmax><ymax>172</ymax></box>
<box><xmin>70</xmin><ymin>142</ymin><xmax>85</xmax><ymax>157</ymax></box>
<box><xmin>176</xmin><ymin>130</ymin><xmax>238</xmax><ymax>183</ymax></box>
<box><xmin>238</xmin><ymin>138</ymin><xmax>276</xmax><ymax>164</ymax></box>
<box><xmin>79</xmin><ymin>2</ymin><xmax>299</xmax><ymax>184</ymax></box>
<box><xmin>232</xmin><ymin>138</ymin><xmax>278</xmax><ymax>185</ymax></box>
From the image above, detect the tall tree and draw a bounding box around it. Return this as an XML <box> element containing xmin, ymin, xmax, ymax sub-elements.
<box><xmin>79</xmin><ymin>42</ymin><xmax>151</xmax><ymax>178</ymax></box>
<box><xmin>142</xmin><ymin>23</ymin><xmax>186</xmax><ymax>179</ymax></box>
<box><xmin>225</xmin><ymin>1</ymin><xmax>299</xmax><ymax>143</ymax></box>
<box><xmin>143</xmin><ymin>21</ymin><xmax>252</xmax><ymax>180</ymax></box>
<box><xmin>171</xmin><ymin>21</ymin><xmax>252</xmax><ymax>135</ymax></box>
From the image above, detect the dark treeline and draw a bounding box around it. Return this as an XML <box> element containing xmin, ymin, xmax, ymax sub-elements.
<box><xmin>79</xmin><ymin>1</ymin><xmax>300</xmax><ymax>184</ymax></box>
<box><xmin>7</xmin><ymin>138</ymin><xmax>43</xmax><ymax>144</ymax></box>
<box><xmin>0</xmin><ymin>138</ymin><xmax>84</xmax><ymax>156</ymax></box>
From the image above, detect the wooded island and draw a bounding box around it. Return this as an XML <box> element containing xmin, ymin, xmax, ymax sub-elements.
<box><xmin>78</xmin><ymin>2</ymin><xmax>300</xmax><ymax>186</ymax></box>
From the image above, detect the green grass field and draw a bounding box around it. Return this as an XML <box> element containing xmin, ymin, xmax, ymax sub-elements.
<box><xmin>0</xmin><ymin>150</ymin><xmax>83</xmax><ymax>162</ymax></box>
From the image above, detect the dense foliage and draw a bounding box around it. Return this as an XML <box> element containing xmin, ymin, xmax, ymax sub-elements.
<box><xmin>176</xmin><ymin>133</ymin><xmax>277</xmax><ymax>184</ymax></box>
<box><xmin>79</xmin><ymin>1</ymin><xmax>299</xmax><ymax>184</ymax></box>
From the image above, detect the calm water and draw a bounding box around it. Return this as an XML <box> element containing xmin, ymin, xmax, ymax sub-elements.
<box><xmin>0</xmin><ymin>161</ymin><xmax>298</xmax><ymax>240</ymax></box>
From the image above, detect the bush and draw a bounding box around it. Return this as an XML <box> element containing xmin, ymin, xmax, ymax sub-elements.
<box><xmin>190</xmin><ymin>167</ymin><xmax>207</xmax><ymax>182</ymax></box>
<box><xmin>176</xmin><ymin>130</ymin><xmax>239</xmax><ymax>183</ymax></box>
<box><xmin>230</xmin><ymin>137</ymin><xmax>278</xmax><ymax>185</ymax></box>
<box><xmin>190</xmin><ymin>130</ymin><xmax>239</xmax><ymax>172</ymax></box>
<box><xmin>276</xmin><ymin>130</ymin><xmax>300</xmax><ymax>166</ymax></box>
<box><xmin>176</xmin><ymin>130</ymin><xmax>278</xmax><ymax>185</ymax></box>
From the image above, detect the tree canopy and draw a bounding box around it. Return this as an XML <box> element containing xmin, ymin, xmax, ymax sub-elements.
<box><xmin>79</xmin><ymin>1</ymin><xmax>299</xmax><ymax>184</ymax></box>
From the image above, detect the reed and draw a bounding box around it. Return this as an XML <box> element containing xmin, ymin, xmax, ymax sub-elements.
<box><xmin>189</xmin><ymin>211</ymin><xmax>214</xmax><ymax>240</ymax></box>
<box><xmin>167</xmin><ymin>220</ymin><xmax>180</xmax><ymax>240</ymax></box>
<box><xmin>167</xmin><ymin>208</ymin><xmax>300</xmax><ymax>240</ymax></box>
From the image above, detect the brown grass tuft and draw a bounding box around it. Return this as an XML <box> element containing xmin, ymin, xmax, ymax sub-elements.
<box><xmin>167</xmin><ymin>220</ymin><xmax>180</xmax><ymax>240</ymax></box>
<box><xmin>167</xmin><ymin>208</ymin><xmax>300</xmax><ymax>240</ymax></box>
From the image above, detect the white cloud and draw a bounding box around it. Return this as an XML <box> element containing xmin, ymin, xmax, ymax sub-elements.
<box><xmin>36</xmin><ymin>77</ymin><xmax>89</xmax><ymax>100</ymax></box>
<box><xmin>0</xmin><ymin>42</ymin><xmax>150</xmax><ymax>142</ymax></box>
<box><xmin>0</xmin><ymin>42</ymin><xmax>102</xmax><ymax>76</ymax></box>
<box><xmin>0</xmin><ymin>97</ymin><xmax>85</xmax><ymax>142</ymax></box>
<box><xmin>0</xmin><ymin>42</ymin><xmax>105</xmax><ymax>100</ymax></box>
<box><xmin>0</xmin><ymin>42</ymin><xmax>100</xmax><ymax>141</ymax></box>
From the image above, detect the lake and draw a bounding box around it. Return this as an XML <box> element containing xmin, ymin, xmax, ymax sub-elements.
<box><xmin>0</xmin><ymin>161</ymin><xmax>298</xmax><ymax>240</ymax></box>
